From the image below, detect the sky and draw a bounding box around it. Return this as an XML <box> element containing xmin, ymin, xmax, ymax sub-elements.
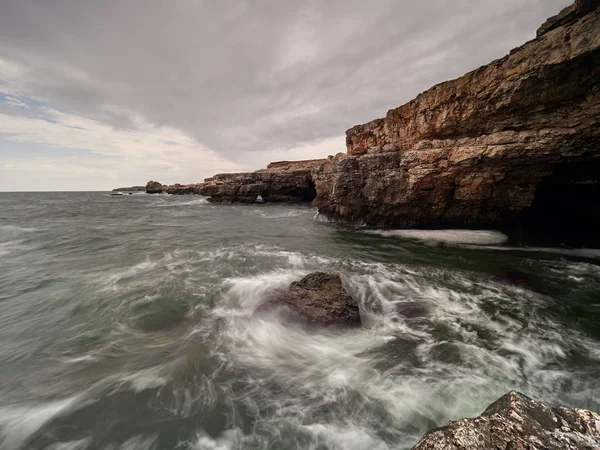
<box><xmin>0</xmin><ymin>0</ymin><xmax>569</xmax><ymax>191</ymax></box>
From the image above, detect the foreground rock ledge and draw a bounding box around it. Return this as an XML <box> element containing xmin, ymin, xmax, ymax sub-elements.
<box><xmin>412</xmin><ymin>391</ymin><xmax>600</xmax><ymax>450</ymax></box>
<box><xmin>257</xmin><ymin>272</ymin><xmax>362</xmax><ymax>327</ymax></box>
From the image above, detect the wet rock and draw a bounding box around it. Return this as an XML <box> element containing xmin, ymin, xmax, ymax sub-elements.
<box><xmin>146</xmin><ymin>180</ymin><xmax>163</xmax><ymax>194</ymax></box>
<box><xmin>258</xmin><ymin>272</ymin><xmax>362</xmax><ymax>327</ymax></box>
<box><xmin>491</xmin><ymin>269</ymin><xmax>534</xmax><ymax>289</ymax></box>
<box><xmin>411</xmin><ymin>391</ymin><xmax>600</xmax><ymax>450</ymax></box>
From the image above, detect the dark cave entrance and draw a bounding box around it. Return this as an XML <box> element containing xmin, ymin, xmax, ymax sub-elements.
<box><xmin>522</xmin><ymin>159</ymin><xmax>600</xmax><ymax>244</ymax></box>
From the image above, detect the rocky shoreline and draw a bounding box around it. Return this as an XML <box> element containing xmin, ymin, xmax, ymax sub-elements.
<box><xmin>124</xmin><ymin>0</ymin><xmax>599</xmax><ymax>234</ymax></box>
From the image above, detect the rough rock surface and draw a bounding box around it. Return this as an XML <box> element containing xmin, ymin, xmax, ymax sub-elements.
<box><xmin>257</xmin><ymin>272</ymin><xmax>361</xmax><ymax>327</ymax></box>
<box><xmin>199</xmin><ymin>159</ymin><xmax>323</xmax><ymax>203</ymax></box>
<box><xmin>313</xmin><ymin>1</ymin><xmax>600</xmax><ymax>229</ymax></box>
<box><xmin>145</xmin><ymin>181</ymin><xmax>164</xmax><ymax>194</ymax></box>
<box><xmin>411</xmin><ymin>391</ymin><xmax>600</xmax><ymax>450</ymax></box>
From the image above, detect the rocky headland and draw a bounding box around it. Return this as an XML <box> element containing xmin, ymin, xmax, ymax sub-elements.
<box><xmin>196</xmin><ymin>0</ymin><xmax>599</xmax><ymax>232</ymax></box>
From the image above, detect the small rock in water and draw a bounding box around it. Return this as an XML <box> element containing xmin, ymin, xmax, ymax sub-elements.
<box><xmin>257</xmin><ymin>272</ymin><xmax>362</xmax><ymax>327</ymax></box>
<box><xmin>412</xmin><ymin>391</ymin><xmax>600</xmax><ymax>449</ymax></box>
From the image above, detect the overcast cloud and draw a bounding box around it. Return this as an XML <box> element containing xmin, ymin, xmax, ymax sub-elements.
<box><xmin>0</xmin><ymin>0</ymin><xmax>568</xmax><ymax>190</ymax></box>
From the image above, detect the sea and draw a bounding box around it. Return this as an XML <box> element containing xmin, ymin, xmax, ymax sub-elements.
<box><xmin>0</xmin><ymin>191</ymin><xmax>599</xmax><ymax>450</ymax></box>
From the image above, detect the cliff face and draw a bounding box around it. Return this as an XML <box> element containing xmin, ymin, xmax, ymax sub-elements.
<box><xmin>314</xmin><ymin>1</ymin><xmax>600</xmax><ymax>228</ymax></box>
<box><xmin>201</xmin><ymin>1</ymin><xmax>600</xmax><ymax>231</ymax></box>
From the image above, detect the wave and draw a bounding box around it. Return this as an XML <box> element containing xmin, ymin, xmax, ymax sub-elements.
<box><xmin>158</xmin><ymin>198</ymin><xmax>210</xmax><ymax>207</ymax></box>
<box><xmin>469</xmin><ymin>245</ymin><xmax>600</xmax><ymax>259</ymax></box>
<box><xmin>364</xmin><ymin>229</ymin><xmax>508</xmax><ymax>245</ymax></box>
<box><xmin>0</xmin><ymin>397</ymin><xmax>79</xmax><ymax>450</ymax></box>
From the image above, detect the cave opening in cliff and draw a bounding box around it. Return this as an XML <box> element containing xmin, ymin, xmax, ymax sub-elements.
<box><xmin>523</xmin><ymin>159</ymin><xmax>600</xmax><ymax>243</ymax></box>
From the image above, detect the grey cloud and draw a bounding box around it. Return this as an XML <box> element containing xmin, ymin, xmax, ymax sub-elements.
<box><xmin>0</xmin><ymin>0</ymin><xmax>570</xmax><ymax>163</ymax></box>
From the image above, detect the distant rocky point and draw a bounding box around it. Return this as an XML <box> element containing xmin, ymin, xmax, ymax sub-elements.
<box><xmin>112</xmin><ymin>186</ymin><xmax>146</xmax><ymax>192</ymax></box>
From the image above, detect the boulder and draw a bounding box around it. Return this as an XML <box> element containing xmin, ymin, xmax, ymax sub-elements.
<box><xmin>258</xmin><ymin>272</ymin><xmax>361</xmax><ymax>327</ymax></box>
<box><xmin>411</xmin><ymin>391</ymin><xmax>600</xmax><ymax>450</ymax></box>
<box><xmin>146</xmin><ymin>180</ymin><xmax>163</xmax><ymax>194</ymax></box>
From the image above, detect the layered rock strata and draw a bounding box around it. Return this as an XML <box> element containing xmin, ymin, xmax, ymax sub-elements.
<box><xmin>411</xmin><ymin>391</ymin><xmax>600</xmax><ymax>450</ymax></box>
<box><xmin>201</xmin><ymin>1</ymin><xmax>600</xmax><ymax>231</ymax></box>
<box><xmin>314</xmin><ymin>0</ymin><xmax>600</xmax><ymax>228</ymax></box>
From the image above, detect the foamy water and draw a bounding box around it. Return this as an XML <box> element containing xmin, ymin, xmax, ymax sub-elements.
<box><xmin>0</xmin><ymin>192</ymin><xmax>599</xmax><ymax>449</ymax></box>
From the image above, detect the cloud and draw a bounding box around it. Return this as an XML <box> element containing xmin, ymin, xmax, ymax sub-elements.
<box><xmin>0</xmin><ymin>100</ymin><xmax>243</xmax><ymax>190</ymax></box>
<box><xmin>0</xmin><ymin>0</ymin><xmax>570</xmax><ymax>190</ymax></box>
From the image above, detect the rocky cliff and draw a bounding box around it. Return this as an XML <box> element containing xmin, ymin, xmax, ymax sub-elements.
<box><xmin>199</xmin><ymin>0</ymin><xmax>600</xmax><ymax>231</ymax></box>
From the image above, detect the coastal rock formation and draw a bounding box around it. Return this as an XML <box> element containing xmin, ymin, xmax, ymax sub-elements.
<box><xmin>411</xmin><ymin>391</ymin><xmax>600</xmax><ymax>450</ymax></box>
<box><xmin>201</xmin><ymin>1</ymin><xmax>600</xmax><ymax>232</ymax></box>
<box><xmin>257</xmin><ymin>272</ymin><xmax>362</xmax><ymax>327</ymax></box>
<box><xmin>313</xmin><ymin>1</ymin><xmax>600</xmax><ymax>229</ymax></box>
<box><xmin>199</xmin><ymin>160</ymin><xmax>324</xmax><ymax>203</ymax></box>
<box><xmin>146</xmin><ymin>181</ymin><xmax>163</xmax><ymax>194</ymax></box>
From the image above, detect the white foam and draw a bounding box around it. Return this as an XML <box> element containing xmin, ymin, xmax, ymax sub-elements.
<box><xmin>43</xmin><ymin>437</ymin><xmax>91</xmax><ymax>450</ymax></box>
<box><xmin>365</xmin><ymin>229</ymin><xmax>508</xmax><ymax>245</ymax></box>
<box><xmin>474</xmin><ymin>245</ymin><xmax>600</xmax><ymax>259</ymax></box>
<box><xmin>0</xmin><ymin>397</ymin><xmax>78</xmax><ymax>450</ymax></box>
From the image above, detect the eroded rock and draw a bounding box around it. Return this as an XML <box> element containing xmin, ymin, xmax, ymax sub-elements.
<box><xmin>411</xmin><ymin>391</ymin><xmax>600</xmax><ymax>450</ymax></box>
<box><xmin>257</xmin><ymin>272</ymin><xmax>361</xmax><ymax>327</ymax></box>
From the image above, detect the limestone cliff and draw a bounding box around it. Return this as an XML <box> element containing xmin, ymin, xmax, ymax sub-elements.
<box><xmin>201</xmin><ymin>0</ymin><xmax>600</xmax><ymax>231</ymax></box>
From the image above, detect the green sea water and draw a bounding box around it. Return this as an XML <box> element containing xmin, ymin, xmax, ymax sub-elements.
<box><xmin>0</xmin><ymin>192</ymin><xmax>599</xmax><ymax>449</ymax></box>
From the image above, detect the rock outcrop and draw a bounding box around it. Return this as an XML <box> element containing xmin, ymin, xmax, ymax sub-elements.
<box><xmin>199</xmin><ymin>160</ymin><xmax>323</xmax><ymax>203</ymax></box>
<box><xmin>411</xmin><ymin>391</ymin><xmax>600</xmax><ymax>450</ymax></box>
<box><xmin>200</xmin><ymin>1</ymin><xmax>600</xmax><ymax>232</ymax></box>
<box><xmin>257</xmin><ymin>272</ymin><xmax>362</xmax><ymax>327</ymax></box>
<box><xmin>145</xmin><ymin>181</ymin><xmax>164</xmax><ymax>194</ymax></box>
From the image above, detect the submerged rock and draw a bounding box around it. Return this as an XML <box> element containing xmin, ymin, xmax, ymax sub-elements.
<box><xmin>258</xmin><ymin>272</ymin><xmax>361</xmax><ymax>327</ymax></box>
<box><xmin>412</xmin><ymin>391</ymin><xmax>600</xmax><ymax>450</ymax></box>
